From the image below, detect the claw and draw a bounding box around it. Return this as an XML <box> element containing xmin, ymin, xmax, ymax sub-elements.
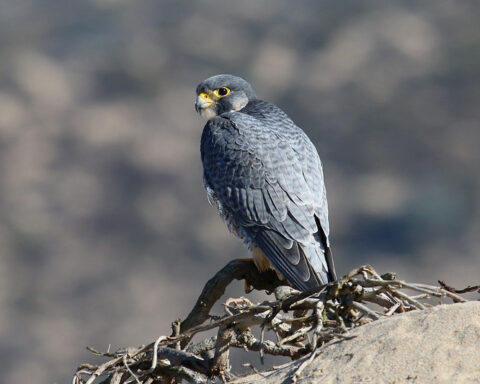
<box><xmin>244</xmin><ymin>280</ymin><xmax>253</xmax><ymax>294</ymax></box>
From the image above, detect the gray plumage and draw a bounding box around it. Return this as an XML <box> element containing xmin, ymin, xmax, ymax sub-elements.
<box><xmin>196</xmin><ymin>74</ymin><xmax>336</xmax><ymax>291</ymax></box>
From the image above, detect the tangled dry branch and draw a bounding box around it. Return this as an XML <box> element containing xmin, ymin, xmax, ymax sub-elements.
<box><xmin>73</xmin><ymin>260</ymin><xmax>476</xmax><ymax>384</ymax></box>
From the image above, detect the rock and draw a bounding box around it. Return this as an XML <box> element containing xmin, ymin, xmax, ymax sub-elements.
<box><xmin>232</xmin><ymin>302</ymin><xmax>480</xmax><ymax>384</ymax></box>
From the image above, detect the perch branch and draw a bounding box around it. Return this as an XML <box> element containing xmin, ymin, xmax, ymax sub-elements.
<box><xmin>179</xmin><ymin>259</ymin><xmax>283</xmax><ymax>340</ymax></box>
<box><xmin>73</xmin><ymin>262</ymin><xmax>477</xmax><ymax>384</ymax></box>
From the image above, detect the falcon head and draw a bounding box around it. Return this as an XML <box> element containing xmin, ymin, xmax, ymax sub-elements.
<box><xmin>195</xmin><ymin>74</ymin><xmax>257</xmax><ymax>120</ymax></box>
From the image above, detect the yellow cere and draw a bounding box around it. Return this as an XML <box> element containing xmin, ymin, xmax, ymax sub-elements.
<box><xmin>199</xmin><ymin>92</ymin><xmax>212</xmax><ymax>101</ymax></box>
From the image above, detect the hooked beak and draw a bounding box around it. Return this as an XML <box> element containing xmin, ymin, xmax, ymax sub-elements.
<box><xmin>195</xmin><ymin>92</ymin><xmax>214</xmax><ymax>113</ymax></box>
<box><xmin>195</xmin><ymin>92</ymin><xmax>218</xmax><ymax>119</ymax></box>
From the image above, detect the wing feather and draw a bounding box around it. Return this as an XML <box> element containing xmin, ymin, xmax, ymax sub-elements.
<box><xmin>200</xmin><ymin>103</ymin><xmax>335</xmax><ymax>290</ymax></box>
<box><xmin>255</xmin><ymin>230</ymin><xmax>322</xmax><ymax>291</ymax></box>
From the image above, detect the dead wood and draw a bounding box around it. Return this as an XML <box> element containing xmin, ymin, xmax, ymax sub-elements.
<box><xmin>73</xmin><ymin>262</ymin><xmax>478</xmax><ymax>384</ymax></box>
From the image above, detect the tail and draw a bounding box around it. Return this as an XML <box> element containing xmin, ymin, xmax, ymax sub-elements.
<box><xmin>298</xmin><ymin>242</ymin><xmax>336</xmax><ymax>287</ymax></box>
<box><xmin>255</xmin><ymin>229</ymin><xmax>335</xmax><ymax>292</ymax></box>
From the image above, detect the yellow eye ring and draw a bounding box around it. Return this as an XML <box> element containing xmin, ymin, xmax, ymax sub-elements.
<box><xmin>213</xmin><ymin>87</ymin><xmax>230</xmax><ymax>98</ymax></box>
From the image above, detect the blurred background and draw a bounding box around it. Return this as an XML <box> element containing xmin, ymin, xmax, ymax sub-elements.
<box><xmin>0</xmin><ymin>1</ymin><xmax>479</xmax><ymax>382</ymax></box>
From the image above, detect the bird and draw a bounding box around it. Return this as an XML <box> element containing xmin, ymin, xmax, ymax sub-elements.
<box><xmin>195</xmin><ymin>74</ymin><xmax>336</xmax><ymax>292</ymax></box>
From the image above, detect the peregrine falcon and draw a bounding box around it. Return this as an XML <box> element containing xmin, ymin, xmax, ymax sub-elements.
<box><xmin>195</xmin><ymin>74</ymin><xmax>336</xmax><ymax>292</ymax></box>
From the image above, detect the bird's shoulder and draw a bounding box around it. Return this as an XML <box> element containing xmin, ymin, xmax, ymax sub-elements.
<box><xmin>201</xmin><ymin>99</ymin><xmax>322</xmax><ymax>172</ymax></box>
<box><xmin>234</xmin><ymin>99</ymin><xmax>298</xmax><ymax>133</ymax></box>
<box><xmin>202</xmin><ymin>99</ymin><xmax>307</xmax><ymax>144</ymax></box>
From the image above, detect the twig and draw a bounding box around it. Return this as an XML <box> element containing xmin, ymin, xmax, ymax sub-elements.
<box><xmin>150</xmin><ymin>335</ymin><xmax>168</xmax><ymax>371</ymax></box>
<box><xmin>277</xmin><ymin>326</ymin><xmax>312</xmax><ymax>346</ymax></box>
<box><xmin>122</xmin><ymin>354</ymin><xmax>140</xmax><ymax>384</ymax></box>
<box><xmin>390</xmin><ymin>289</ymin><xmax>426</xmax><ymax>310</ymax></box>
<box><xmin>74</xmin><ymin>262</ymin><xmax>475</xmax><ymax>384</ymax></box>
<box><xmin>179</xmin><ymin>260</ymin><xmax>283</xmax><ymax>339</ymax></box>
<box><xmin>211</xmin><ymin>325</ymin><xmax>234</xmax><ymax>380</ymax></box>
<box><xmin>291</xmin><ymin>349</ymin><xmax>319</xmax><ymax>383</ymax></box>
<box><xmin>439</xmin><ymin>289</ymin><xmax>468</xmax><ymax>303</ymax></box>
<box><xmin>385</xmin><ymin>302</ymin><xmax>401</xmax><ymax>316</ymax></box>
<box><xmin>231</xmin><ymin>331</ymin><xmax>310</xmax><ymax>359</ymax></box>
<box><xmin>348</xmin><ymin>300</ymin><xmax>381</xmax><ymax>320</ymax></box>
<box><xmin>438</xmin><ymin>280</ymin><xmax>480</xmax><ymax>294</ymax></box>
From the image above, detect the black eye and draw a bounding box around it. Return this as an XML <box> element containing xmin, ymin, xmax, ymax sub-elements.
<box><xmin>213</xmin><ymin>87</ymin><xmax>231</xmax><ymax>98</ymax></box>
<box><xmin>218</xmin><ymin>87</ymin><xmax>229</xmax><ymax>96</ymax></box>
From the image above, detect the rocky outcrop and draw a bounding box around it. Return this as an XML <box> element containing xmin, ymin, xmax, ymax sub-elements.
<box><xmin>232</xmin><ymin>302</ymin><xmax>480</xmax><ymax>384</ymax></box>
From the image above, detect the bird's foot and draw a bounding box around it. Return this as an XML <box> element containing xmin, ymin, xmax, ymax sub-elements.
<box><xmin>235</xmin><ymin>258</ymin><xmax>255</xmax><ymax>293</ymax></box>
<box><xmin>244</xmin><ymin>280</ymin><xmax>254</xmax><ymax>294</ymax></box>
<box><xmin>225</xmin><ymin>297</ymin><xmax>254</xmax><ymax>315</ymax></box>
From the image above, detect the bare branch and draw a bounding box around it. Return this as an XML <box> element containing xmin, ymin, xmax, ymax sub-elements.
<box><xmin>74</xmin><ymin>262</ymin><xmax>477</xmax><ymax>384</ymax></box>
<box><xmin>179</xmin><ymin>259</ymin><xmax>283</xmax><ymax>337</ymax></box>
<box><xmin>210</xmin><ymin>325</ymin><xmax>234</xmax><ymax>381</ymax></box>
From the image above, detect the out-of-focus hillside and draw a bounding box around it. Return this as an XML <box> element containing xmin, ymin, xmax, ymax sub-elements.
<box><xmin>0</xmin><ymin>1</ymin><xmax>478</xmax><ymax>382</ymax></box>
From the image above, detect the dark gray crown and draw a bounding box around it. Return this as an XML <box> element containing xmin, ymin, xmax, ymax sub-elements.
<box><xmin>196</xmin><ymin>74</ymin><xmax>256</xmax><ymax>100</ymax></box>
